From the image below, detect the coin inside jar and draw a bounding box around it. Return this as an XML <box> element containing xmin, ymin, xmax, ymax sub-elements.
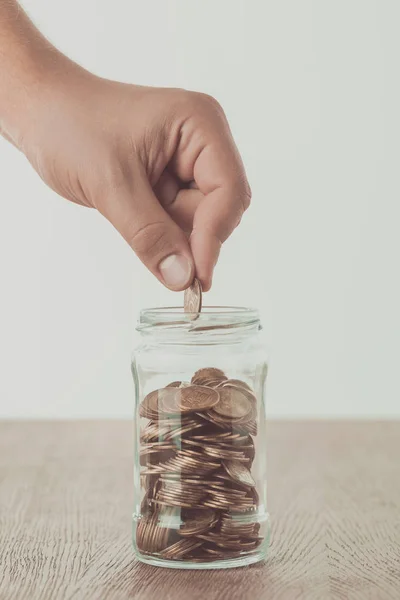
<box><xmin>179</xmin><ymin>509</ymin><xmax>218</xmax><ymax>536</ymax></box>
<box><xmin>191</xmin><ymin>367</ymin><xmax>227</xmax><ymax>385</ymax></box>
<box><xmin>222</xmin><ymin>459</ymin><xmax>256</xmax><ymax>488</ymax></box>
<box><xmin>158</xmin><ymin>387</ymin><xmax>182</xmax><ymax>414</ymax></box>
<box><xmin>166</xmin><ymin>381</ymin><xmax>182</xmax><ymax>388</ymax></box>
<box><xmin>213</xmin><ymin>387</ymin><xmax>252</xmax><ymax>419</ymax></box>
<box><xmin>137</xmin><ymin>362</ymin><xmax>264</xmax><ymax>564</ymax></box>
<box><xmin>178</xmin><ymin>385</ymin><xmax>220</xmax><ymax>412</ymax></box>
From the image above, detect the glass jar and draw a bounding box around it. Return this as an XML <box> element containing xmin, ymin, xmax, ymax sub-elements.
<box><xmin>131</xmin><ymin>306</ymin><xmax>270</xmax><ymax>569</ymax></box>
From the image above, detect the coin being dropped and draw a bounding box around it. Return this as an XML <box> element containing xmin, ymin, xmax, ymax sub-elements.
<box><xmin>184</xmin><ymin>277</ymin><xmax>202</xmax><ymax>316</ymax></box>
<box><xmin>222</xmin><ymin>459</ymin><xmax>256</xmax><ymax>487</ymax></box>
<box><xmin>178</xmin><ymin>385</ymin><xmax>220</xmax><ymax>413</ymax></box>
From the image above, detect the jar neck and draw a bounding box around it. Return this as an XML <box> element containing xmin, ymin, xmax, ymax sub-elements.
<box><xmin>136</xmin><ymin>307</ymin><xmax>261</xmax><ymax>345</ymax></box>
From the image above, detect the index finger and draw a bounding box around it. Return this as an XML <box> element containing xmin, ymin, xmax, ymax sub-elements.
<box><xmin>191</xmin><ymin>136</ymin><xmax>251</xmax><ymax>291</ymax></box>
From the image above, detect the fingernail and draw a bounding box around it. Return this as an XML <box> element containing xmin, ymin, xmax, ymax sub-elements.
<box><xmin>159</xmin><ymin>254</ymin><xmax>192</xmax><ymax>289</ymax></box>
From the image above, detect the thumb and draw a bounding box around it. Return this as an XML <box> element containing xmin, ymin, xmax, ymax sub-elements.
<box><xmin>98</xmin><ymin>171</ymin><xmax>194</xmax><ymax>291</ymax></box>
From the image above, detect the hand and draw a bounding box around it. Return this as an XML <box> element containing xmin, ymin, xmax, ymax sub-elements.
<box><xmin>17</xmin><ymin>64</ymin><xmax>251</xmax><ymax>291</ymax></box>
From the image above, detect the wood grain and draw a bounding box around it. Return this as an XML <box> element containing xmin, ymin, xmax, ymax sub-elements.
<box><xmin>0</xmin><ymin>421</ymin><xmax>399</xmax><ymax>600</ymax></box>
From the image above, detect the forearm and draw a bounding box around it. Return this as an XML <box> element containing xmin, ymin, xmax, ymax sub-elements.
<box><xmin>0</xmin><ymin>1</ymin><xmax>73</xmax><ymax>145</ymax></box>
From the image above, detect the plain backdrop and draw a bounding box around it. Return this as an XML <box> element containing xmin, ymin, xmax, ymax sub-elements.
<box><xmin>0</xmin><ymin>0</ymin><xmax>399</xmax><ymax>418</ymax></box>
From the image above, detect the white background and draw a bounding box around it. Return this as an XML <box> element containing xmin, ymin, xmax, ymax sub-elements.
<box><xmin>1</xmin><ymin>0</ymin><xmax>399</xmax><ymax>418</ymax></box>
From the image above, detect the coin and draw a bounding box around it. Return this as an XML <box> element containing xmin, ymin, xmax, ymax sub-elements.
<box><xmin>220</xmin><ymin>513</ymin><xmax>260</xmax><ymax>533</ymax></box>
<box><xmin>158</xmin><ymin>387</ymin><xmax>181</xmax><ymax>414</ymax></box>
<box><xmin>179</xmin><ymin>509</ymin><xmax>218</xmax><ymax>536</ymax></box>
<box><xmin>202</xmin><ymin>446</ymin><xmax>248</xmax><ymax>461</ymax></box>
<box><xmin>201</xmin><ymin>547</ymin><xmax>243</xmax><ymax>559</ymax></box>
<box><xmin>200</xmin><ymin>378</ymin><xmax>225</xmax><ymax>388</ymax></box>
<box><xmin>222</xmin><ymin>460</ymin><xmax>256</xmax><ymax>487</ymax></box>
<box><xmin>213</xmin><ymin>387</ymin><xmax>252</xmax><ymax>419</ymax></box>
<box><xmin>139</xmin><ymin>390</ymin><xmax>162</xmax><ymax>419</ymax></box>
<box><xmin>219</xmin><ymin>381</ymin><xmax>257</xmax><ymax>404</ymax></box>
<box><xmin>153</xmin><ymin>498</ymin><xmax>194</xmax><ymax>509</ymax></box>
<box><xmin>197</xmin><ymin>532</ymin><xmax>246</xmax><ymax>550</ymax></box>
<box><xmin>240</xmin><ymin>419</ymin><xmax>258</xmax><ymax>436</ymax></box>
<box><xmin>221</xmin><ymin>378</ymin><xmax>253</xmax><ymax>392</ymax></box>
<box><xmin>178</xmin><ymin>385</ymin><xmax>220</xmax><ymax>412</ymax></box>
<box><xmin>140</xmin><ymin>421</ymin><xmax>179</xmax><ymax>443</ymax></box>
<box><xmin>139</xmin><ymin>447</ymin><xmax>175</xmax><ymax>467</ymax></box>
<box><xmin>166</xmin><ymin>381</ymin><xmax>182</xmax><ymax>388</ymax></box>
<box><xmin>140</xmin><ymin>488</ymin><xmax>152</xmax><ymax>514</ymax></box>
<box><xmin>198</xmin><ymin>411</ymin><xmax>229</xmax><ymax>429</ymax></box>
<box><xmin>138</xmin><ymin>366</ymin><xmax>262</xmax><ymax>564</ymax></box>
<box><xmin>141</xmin><ymin>387</ymin><xmax>184</xmax><ymax>417</ymax></box>
<box><xmin>184</xmin><ymin>277</ymin><xmax>202</xmax><ymax>316</ymax></box>
<box><xmin>161</xmin><ymin>538</ymin><xmax>203</xmax><ymax>560</ymax></box>
<box><xmin>136</xmin><ymin>512</ymin><xmax>173</xmax><ymax>553</ymax></box>
<box><xmin>164</xmin><ymin>420</ymin><xmax>205</xmax><ymax>440</ymax></box>
<box><xmin>191</xmin><ymin>367</ymin><xmax>227</xmax><ymax>385</ymax></box>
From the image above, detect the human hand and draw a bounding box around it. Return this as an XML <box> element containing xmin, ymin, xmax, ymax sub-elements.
<box><xmin>14</xmin><ymin>63</ymin><xmax>251</xmax><ymax>291</ymax></box>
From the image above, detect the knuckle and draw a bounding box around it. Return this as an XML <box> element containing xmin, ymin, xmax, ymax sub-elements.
<box><xmin>198</xmin><ymin>92</ymin><xmax>225</xmax><ymax>115</ymax></box>
<box><xmin>229</xmin><ymin>177</ymin><xmax>252</xmax><ymax>213</ymax></box>
<box><xmin>183</xmin><ymin>91</ymin><xmax>225</xmax><ymax>117</ymax></box>
<box><xmin>242</xmin><ymin>181</ymin><xmax>252</xmax><ymax>211</ymax></box>
<box><xmin>127</xmin><ymin>220</ymin><xmax>171</xmax><ymax>259</ymax></box>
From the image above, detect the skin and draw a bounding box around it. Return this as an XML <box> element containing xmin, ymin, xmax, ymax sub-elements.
<box><xmin>0</xmin><ymin>1</ymin><xmax>251</xmax><ymax>292</ymax></box>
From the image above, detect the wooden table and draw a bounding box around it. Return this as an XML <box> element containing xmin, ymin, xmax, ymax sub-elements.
<box><xmin>0</xmin><ymin>421</ymin><xmax>399</xmax><ymax>600</ymax></box>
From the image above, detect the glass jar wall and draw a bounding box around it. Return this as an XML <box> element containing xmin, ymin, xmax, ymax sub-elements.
<box><xmin>131</xmin><ymin>307</ymin><xmax>270</xmax><ymax>569</ymax></box>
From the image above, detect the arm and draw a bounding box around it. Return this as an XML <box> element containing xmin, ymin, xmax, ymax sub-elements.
<box><xmin>0</xmin><ymin>1</ymin><xmax>64</xmax><ymax>144</ymax></box>
<box><xmin>0</xmin><ymin>0</ymin><xmax>251</xmax><ymax>291</ymax></box>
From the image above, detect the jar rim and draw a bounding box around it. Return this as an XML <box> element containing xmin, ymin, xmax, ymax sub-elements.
<box><xmin>137</xmin><ymin>306</ymin><xmax>260</xmax><ymax>332</ymax></box>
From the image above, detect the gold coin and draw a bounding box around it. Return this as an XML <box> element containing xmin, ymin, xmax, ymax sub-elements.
<box><xmin>213</xmin><ymin>387</ymin><xmax>252</xmax><ymax>419</ymax></box>
<box><xmin>178</xmin><ymin>385</ymin><xmax>220</xmax><ymax>413</ymax></box>
<box><xmin>184</xmin><ymin>277</ymin><xmax>202</xmax><ymax>316</ymax></box>
<box><xmin>222</xmin><ymin>459</ymin><xmax>256</xmax><ymax>487</ymax></box>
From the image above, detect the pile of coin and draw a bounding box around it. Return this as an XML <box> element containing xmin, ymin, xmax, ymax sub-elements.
<box><xmin>136</xmin><ymin>367</ymin><xmax>263</xmax><ymax>563</ymax></box>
